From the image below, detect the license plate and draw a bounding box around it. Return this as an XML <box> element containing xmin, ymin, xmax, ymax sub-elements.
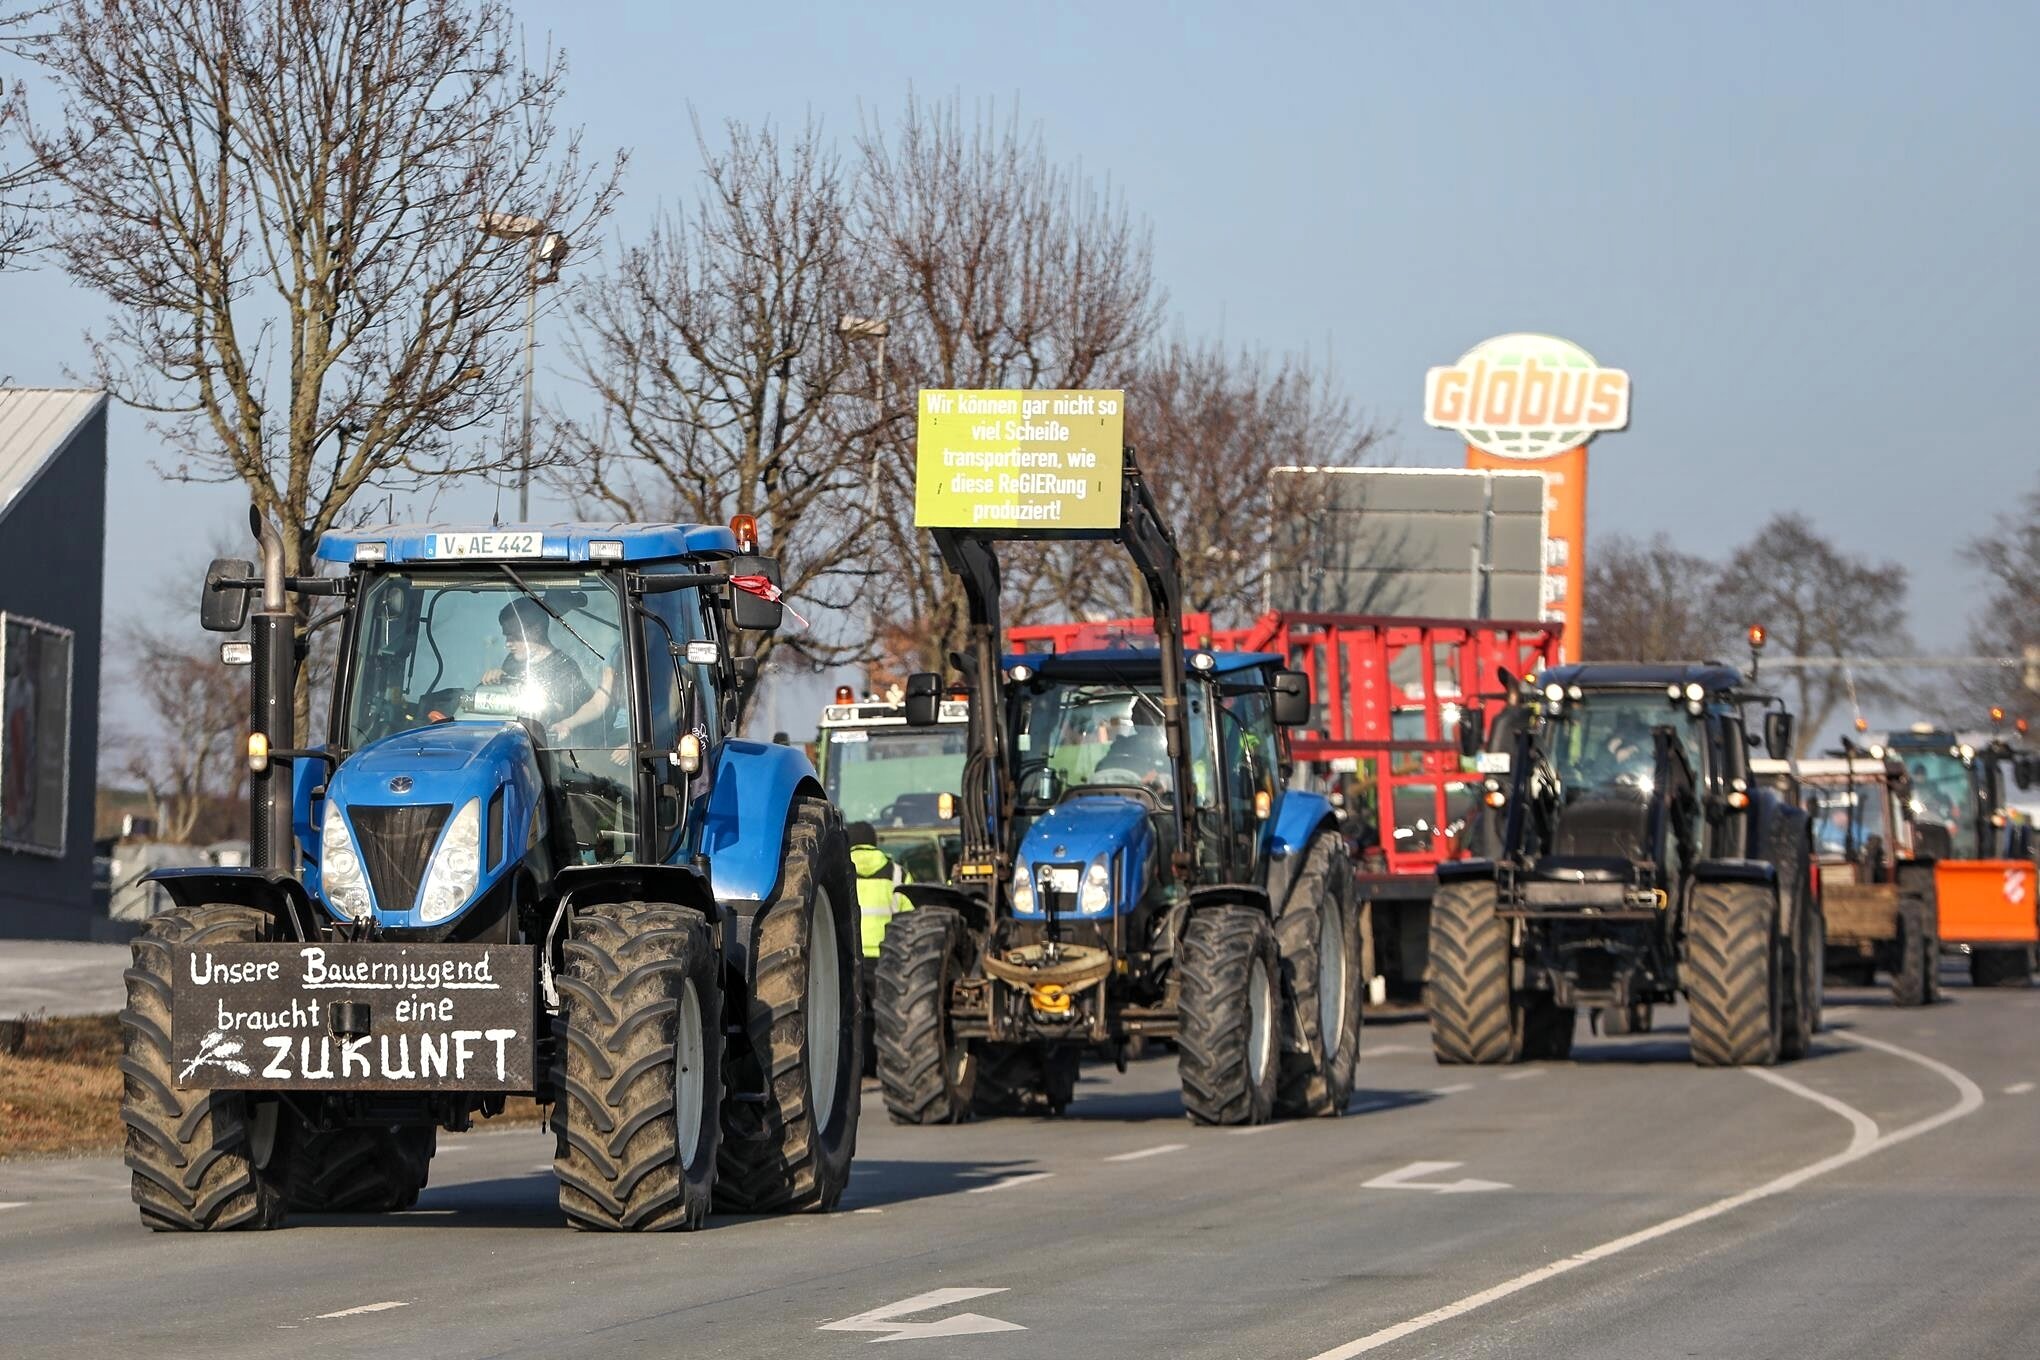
<box><xmin>1475</xmin><ymin>752</ymin><xmax>1513</xmax><ymax>775</ymax></box>
<box><xmin>171</xmin><ymin>943</ymin><xmax>537</xmax><ymax>1091</ymax></box>
<box><xmin>1042</xmin><ymin>866</ymin><xmax>1080</xmax><ymax>894</ymax></box>
<box><xmin>427</xmin><ymin>531</ymin><xmax>543</xmax><ymax>559</ymax></box>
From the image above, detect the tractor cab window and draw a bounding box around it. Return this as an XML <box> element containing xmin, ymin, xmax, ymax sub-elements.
<box><xmin>1809</xmin><ymin>778</ymin><xmax>1893</xmax><ymax>868</ymax></box>
<box><xmin>343</xmin><ymin>568</ymin><xmax>638</xmax><ymax>864</ymax></box>
<box><xmin>1900</xmin><ymin>751</ymin><xmax>1979</xmax><ymax>853</ymax></box>
<box><xmin>1220</xmin><ymin>685</ymin><xmax>1279</xmax><ymax>876</ymax></box>
<box><xmin>1012</xmin><ymin>679</ymin><xmax>1213</xmax><ymax>809</ymax></box>
<box><xmin>1546</xmin><ymin>692</ymin><xmax>1697</xmax><ymax>798</ymax></box>
<box><xmin>826</xmin><ymin>726</ymin><xmax>969</xmax><ymax>828</ymax></box>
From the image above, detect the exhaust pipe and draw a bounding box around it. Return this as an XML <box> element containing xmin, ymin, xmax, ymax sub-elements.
<box><xmin>249</xmin><ymin>506</ymin><xmax>296</xmax><ymax>872</ymax></box>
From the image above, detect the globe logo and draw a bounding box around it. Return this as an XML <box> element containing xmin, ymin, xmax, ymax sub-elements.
<box><xmin>1425</xmin><ymin>334</ymin><xmax>1631</xmax><ymax>461</ymax></box>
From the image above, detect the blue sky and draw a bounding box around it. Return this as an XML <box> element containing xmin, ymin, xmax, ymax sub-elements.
<box><xmin>1</xmin><ymin>0</ymin><xmax>2031</xmax><ymax>735</ymax></box>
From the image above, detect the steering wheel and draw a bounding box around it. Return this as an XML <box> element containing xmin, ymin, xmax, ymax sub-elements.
<box><xmin>1089</xmin><ymin>765</ymin><xmax>1150</xmax><ymax>786</ymax></box>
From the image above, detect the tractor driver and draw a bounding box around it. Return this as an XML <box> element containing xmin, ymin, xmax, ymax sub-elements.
<box><xmin>1583</xmin><ymin>709</ymin><xmax>1656</xmax><ymax>789</ymax></box>
<box><xmin>1100</xmin><ymin>702</ymin><xmax>1171</xmax><ymax>791</ymax></box>
<box><xmin>481</xmin><ymin>598</ymin><xmax>596</xmax><ymax>733</ymax></box>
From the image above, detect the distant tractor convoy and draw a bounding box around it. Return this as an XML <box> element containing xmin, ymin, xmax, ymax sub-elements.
<box><xmin>127</xmin><ymin>424</ymin><xmax>2037</xmax><ymax>1234</ymax></box>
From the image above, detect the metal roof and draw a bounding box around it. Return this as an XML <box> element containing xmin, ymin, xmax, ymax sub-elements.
<box><xmin>315</xmin><ymin>522</ymin><xmax>739</xmax><ymax>565</ymax></box>
<box><xmin>1004</xmin><ymin>648</ymin><xmax>1284</xmax><ymax>677</ymax></box>
<box><xmin>0</xmin><ymin>389</ymin><xmax>106</xmax><ymax>525</ymax></box>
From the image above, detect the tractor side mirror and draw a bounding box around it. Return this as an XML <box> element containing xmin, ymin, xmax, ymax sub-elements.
<box><xmin>725</xmin><ymin>555</ymin><xmax>783</xmax><ymax>632</ymax></box>
<box><xmin>1763</xmin><ymin>711</ymin><xmax>1794</xmax><ymax>761</ymax></box>
<box><xmin>1271</xmin><ymin>669</ymin><xmax>1311</xmax><ymax>727</ymax></box>
<box><xmin>903</xmin><ymin>673</ymin><xmax>943</xmax><ymax>728</ymax></box>
<box><xmin>200</xmin><ymin>557</ymin><xmax>255</xmax><ymax>633</ymax></box>
<box><xmin>1457</xmin><ymin>709</ymin><xmax>1484</xmax><ymax>758</ymax></box>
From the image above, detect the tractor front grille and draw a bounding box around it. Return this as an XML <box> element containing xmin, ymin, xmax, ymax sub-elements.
<box><xmin>349</xmin><ymin>803</ymin><xmax>452</xmax><ymax>915</ymax></box>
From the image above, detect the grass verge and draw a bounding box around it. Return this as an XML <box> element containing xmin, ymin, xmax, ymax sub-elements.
<box><xmin>0</xmin><ymin>1014</ymin><xmax>544</xmax><ymax>1162</ymax></box>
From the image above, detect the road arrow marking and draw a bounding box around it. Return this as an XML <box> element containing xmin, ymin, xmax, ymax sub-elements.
<box><xmin>1362</xmin><ymin>1161</ymin><xmax>1510</xmax><ymax>1195</ymax></box>
<box><xmin>1105</xmin><ymin>1143</ymin><xmax>1186</xmax><ymax>1162</ymax></box>
<box><xmin>819</xmin><ymin>1287</ymin><xmax>1025</xmax><ymax>1342</ymax></box>
<box><xmin>966</xmin><ymin>1172</ymin><xmax>1054</xmax><ymax>1194</ymax></box>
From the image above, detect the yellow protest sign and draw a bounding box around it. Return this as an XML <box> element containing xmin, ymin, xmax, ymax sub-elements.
<box><xmin>915</xmin><ymin>389</ymin><xmax>1124</xmax><ymax>530</ymax></box>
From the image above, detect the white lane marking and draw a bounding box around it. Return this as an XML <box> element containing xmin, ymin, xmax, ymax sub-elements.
<box><xmin>316</xmin><ymin>1301</ymin><xmax>409</xmax><ymax>1320</ymax></box>
<box><xmin>1432</xmin><ymin>1082</ymin><xmax>1474</xmax><ymax>1095</ymax></box>
<box><xmin>0</xmin><ymin>1202</ymin><xmax>26</xmax><ymax>1211</ymax></box>
<box><xmin>1366</xmin><ymin>1044</ymin><xmax>1417</xmax><ymax>1056</ymax></box>
<box><xmin>966</xmin><ymin>1172</ymin><xmax>1054</xmax><ymax>1194</ymax></box>
<box><xmin>853</xmin><ymin>1207</ymin><xmax>885</xmax><ymax>1214</ymax></box>
<box><xmin>819</xmin><ymin>1287</ymin><xmax>1025</xmax><ymax>1341</ymax></box>
<box><xmin>1105</xmin><ymin>1143</ymin><xmax>1187</xmax><ymax>1163</ymax></box>
<box><xmin>1747</xmin><ymin>1067</ymin><xmax>1879</xmax><ymax>1156</ymax></box>
<box><xmin>1362</xmin><ymin>1161</ymin><xmax>1509</xmax><ymax>1195</ymax></box>
<box><xmin>1501</xmin><ymin>1070</ymin><xmax>1544</xmax><ymax>1081</ymax></box>
<box><xmin>1305</xmin><ymin>1031</ymin><xmax>1984</xmax><ymax>1359</ymax></box>
<box><xmin>2004</xmin><ymin>1081</ymin><xmax>2034</xmax><ymax>1095</ymax></box>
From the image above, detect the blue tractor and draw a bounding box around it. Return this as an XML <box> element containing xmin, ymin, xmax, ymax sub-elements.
<box><xmin>872</xmin><ymin>454</ymin><xmax>1362</xmax><ymax>1123</ymax></box>
<box><xmin>122</xmin><ymin>513</ymin><xmax>861</xmax><ymax>1231</ymax></box>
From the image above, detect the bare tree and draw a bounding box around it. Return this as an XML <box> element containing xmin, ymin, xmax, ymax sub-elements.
<box><xmin>851</xmin><ymin>95</ymin><xmax>1163</xmax><ymax>678</ymax></box>
<box><xmin>1959</xmin><ymin>473</ymin><xmax>2040</xmax><ymax>720</ymax></box>
<box><xmin>0</xmin><ymin>3</ymin><xmax>55</xmax><ymax>269</ymax></box>
<box><xmin>113</xmin><ymin>619</ymin><xmax>247</xmax><ymax>845</ymax></box>
<box><xmin>1584</xmin><ymin>532</ymin><xmax>1735</xmax><ymax>662</ymax></box>
<box><xmin>553</xmin><ymin>115</ymin><xmax>863</xmax><ymax>696</ymax></box>
<box><xmin>25</xmin><ymin>0</ymin><xmax>620</xmax><ymax>722</ymax></box>
<box><xmin>1715</xmin><ymin>513</ymin><xmax>1910</xmax><ymax>753</ymax></box>
<box><xmin>1116</xmin><ymin>338</ymin><xmax>1382</xmax><ymax>626</ymax></box>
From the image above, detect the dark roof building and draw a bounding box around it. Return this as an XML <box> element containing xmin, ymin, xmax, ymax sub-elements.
<box><xmin>0</xmin><ymin>389</ymin><xmax>110</xmax><ymax>940</ymax></box>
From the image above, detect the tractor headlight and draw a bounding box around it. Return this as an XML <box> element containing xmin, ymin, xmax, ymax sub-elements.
<box><xmin>418</xmin><ymin>798</ymin><xmax>483</xmax><ymax>923</ymax></box>
<box><xmin>320</xmin><ymin>806</ymin><xmax>373</xmax><ymax>920</ymax></box>
<box><xmin>1080</xmin><ymin>857</ymin><xmax>1111</xmax><ymax>913</ymax></box>
<box><xmin>1012</xmin><ymin>864</ymin><xmax>1034</xmax><ymax>913</ymax></box>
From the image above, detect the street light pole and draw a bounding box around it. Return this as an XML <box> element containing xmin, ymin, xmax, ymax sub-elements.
<box><xmin>518</xmin><ymin>264</ymin><xmax>537</xmax><ymax>520</ymax></box>
<box><xmin>481</xmin><ymin>211</ymin><xmax>571</xmax><ymax>524</ymax></box>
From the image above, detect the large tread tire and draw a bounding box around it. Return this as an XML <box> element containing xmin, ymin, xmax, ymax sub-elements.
<box><xmin>552</xmin><ymin>901</ymin><xmax>722</xmax><ymax>1232</ymax></box>
<box><xmin>972</xmin><ymin>1043</ymin><xmax>1079</xmax><ymax>1118</ymax></box>
<box><xmin>120</xmin><ymin>904</ymin><xmax>289</xmax><ymax>1232</ymax></box>
<box><xmin>1775</xmin><ymin>821</ymin><xmax>1823</xmax><ymax>1061</ymax></box>
<box><xmin>1686</xmin><ymin>881</ymin><xmax>1783</xmax><ymax>1068</ymax></box>
<box><xmin>1427</xmin><ymin>881</ymin><xmax>1517</xmax><ymax>1065</ymax></box>
<box><xmin>716</xmin><ymin>798</ymin><xmax>860</xmax><ymax>1214</ymax></box>
<box><xmin>1275</xmin><ymin>834</ymin><xmax>1363</xmax><ymax>1117</ymax></box>
<box><xmin>1892</xmin><ymin>900</ymin><xmax>1932</xmax><ymax>1006</ymax></box>
<box><xmin>875</xmin><ymin>906</ymin><xmax>978</xmax><ymax>1124</ymax></box>
<box><xmin>286</xmin><ymin>1125</ymin><xmax>436</xmax><ymax>1214</ymax></box>
<box><xmin>1177</xmin><ymin>904</ymin><xmax>1281</xmax><ymax>1126</ymax></box>
<box><xmin>1969</xmin><ymin>948</ymin><xmax>2033</xmax><ymax>989</ymax></box>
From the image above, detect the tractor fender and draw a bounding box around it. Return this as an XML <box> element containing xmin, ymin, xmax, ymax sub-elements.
<box><xmin>898</xmin><ymin>881</ymin><xmax>993</xmax><ymax>936</ymax></box>
<box><xmin>1691</xmin><ymin>856</ymin><xmax>1780</xmax><ymax>921</ymax></box>
<box><xmin>702</xmin><ymin>738</ymin><xmax>826</xmax><ymax>908</ymax></box>
<box><xmin>1265</xmin><ymin>790</ymin><xmax>1339</xmax><ymax>908</ymax></box>
<box><xmin>1436</xmin><ymin>858</ymin><xmax>1500</xmax><ymax>885</ymax></box>
<box><xmin>140</xmin><ymin>867</ymin><xmax>321</xmax><ymax>941</ymax></box>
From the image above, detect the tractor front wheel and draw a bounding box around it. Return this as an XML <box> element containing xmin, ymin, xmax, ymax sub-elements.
<box><xmin>1177</xmin><ymin>905</ymin><xmax>1281</xmax><ymax>1126</ymax></box>
<box><xmin>875</xmin><ymin>905</ymin><xmax>978</xmax><ymax>1124</ymax></box>
<box><xmin>1275</xmin><ymin>834</ymin><xmax>1363</xmax><ymax>1116</ymax></box>
<box><xmin>717</xmin><ymin>798</ymin><xmax>861</xmax><ymax>1213</ymax></box>
<box><xmin>1427</xmin><ymin>881</ymin><xmax>1517</xmax><ymax>1065</ymax></box>
<box><xmin>1686</xmin><ymin>881</ymin><xmax>1783</xmax><ymax>1067</ymax></box>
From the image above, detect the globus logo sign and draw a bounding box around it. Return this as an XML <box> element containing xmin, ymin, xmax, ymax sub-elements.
<box><xmin>1424</xmin><ymin>333</ymin><xmax>1630</xmax><ymax>460</ymax></box>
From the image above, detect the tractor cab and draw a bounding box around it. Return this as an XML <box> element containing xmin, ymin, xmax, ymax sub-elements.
<box><xmin>291</xmin><ymin>523</ymin><xmax>780</xmax><ymax>933</ymax></box>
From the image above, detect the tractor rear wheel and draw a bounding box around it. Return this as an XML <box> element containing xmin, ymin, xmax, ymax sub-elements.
<box><xmin>286</xmin><ymin>1125</ymin><xmax>436</xmax><ymax>1213</ymax></box>
<box><xmin>1427</xmin><ymin>881</ymin><xmax>1517</xmax><ymax>1065</ymax></box>
<box><xmin>1275</xmin><ymin>834</ymin><xmax>1363</xmax><ymax>1116</ymax></box>
<box><xmin>972</xmin><ymin>1043</ymin><xmax>1080</xmax><ymax>1117</ymax></box>
<box><xmin>553</xmin><ymin>901</ymin><xmax>722</xmax><ymax>1231</ymax></box>
<box><xmin>120</xmin><ymin>904</ymin><xmax>289</xmax><ymax>1232</ymax></box>
<box><xmin>1892</xmin><ymin>900</ymin><xmax>1933</xmax><ymax>1005</ymax></box>
<box><xmin>1686</xmin><ymin>881</ymin><xmax>1783</xmax><ymax>1067</ymax></box>
<box><xmin>717</xmin><ymin>798</ymin><xmax>861</xmax><ymax>1213</ymax></box>
<box><xmin>1970</xmin><ymin>947</ymin><xmax>2033</xmax><ymax>988</ymax></box>
<box><xmin>1177</xmin><ymin>904</ymin><xmax>1281</xmax><ymax>1125</ymax></box>
<box><xmin>875</xmin><ymin>906</ymin><xmax>978</xmax><ymax>1124</ymax></box>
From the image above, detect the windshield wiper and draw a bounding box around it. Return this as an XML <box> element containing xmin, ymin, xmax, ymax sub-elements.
<box><xmin>497</xmin><ymin>563</ymin><xmax>600</xmax><ymax>657</ymax></box>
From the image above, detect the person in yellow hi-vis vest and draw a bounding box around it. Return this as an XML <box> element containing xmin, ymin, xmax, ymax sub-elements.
<box><xmin>848</xmin><ymin>821</ymin><xmax>912</xmax><ymax>1075</ymax></box>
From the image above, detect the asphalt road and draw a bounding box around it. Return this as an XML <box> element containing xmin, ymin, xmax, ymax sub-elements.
<box><xmin>4</xmin><ymin>971</ymin><xmax>2035</xmax><ymax>1360</ymax></box>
